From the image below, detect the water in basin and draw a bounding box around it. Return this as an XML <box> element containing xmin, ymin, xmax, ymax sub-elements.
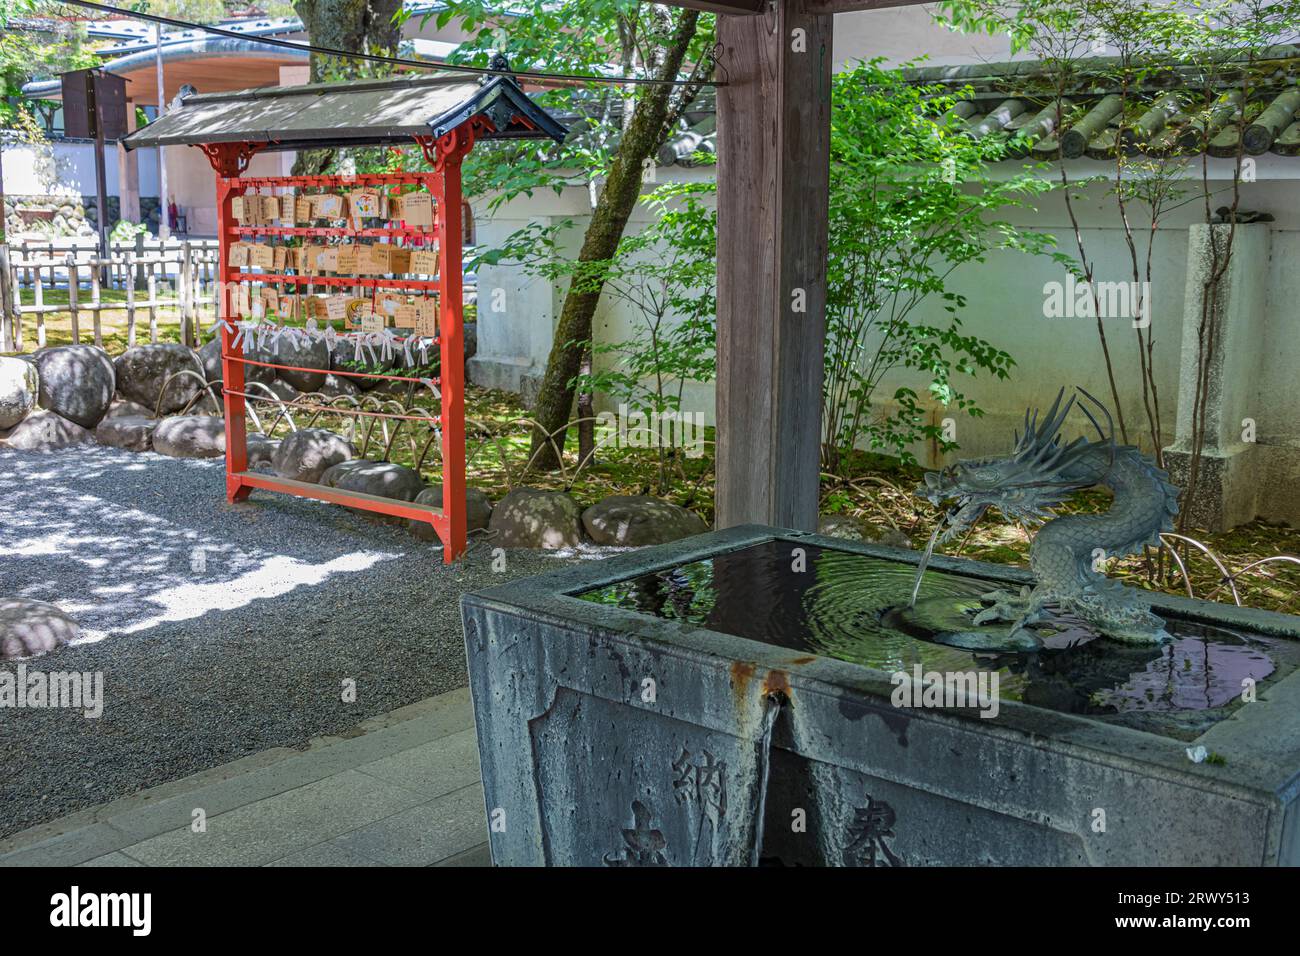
<box><xmin>577</xmin><ymin>539</ymin><xmax>1300</xmax><ymax>740</ymax></box>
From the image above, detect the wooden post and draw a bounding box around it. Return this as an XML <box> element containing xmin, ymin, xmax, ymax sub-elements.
<box><xmin>715</xmin><ymin>0</ymin><xmax>832</xmax><ymax>531</ymax></box>
<box><xmin>181</xmin><ymin>240</ymin><xmax>193</xmax><ymax>346</ymax></box>
<box><xmin>125</xmin><ymin>251</ymin><xmax>137</xmax><ymax>347</ymax></box>
<box><xmin>135</xmin><ymin>232</ymin><xmax>146</xmax><ymax>290</ymax></box>
<box><xmin>155</xmin><ymin>24</ymin><xmax>170</xmax><ymax>242</ymax></box>
<box><xmin>34</xmin><ymin>261</ymin><xmax>45</xmax><ymax>348</ymax></box>
<box><xmin>66</xmin><ymin>255</ymin><xmax>81</xmax><ymax>344</ymax></box>
<box><xmin>118</xmin><ymin>100</ymin><xmax>141</xmax><ymax>226</ymax></box>
<box><xmin>147</xmin><ymin>268</ymin><xmax>158</xmax><ymax>343</ymax></box>
<box><xmin>215</xmin><ymin>168</ymin><xmax>250</xmax><ymax>502</ymax></box>
<box><xmin>434</xmin><ymin>150</ymin><xmax>468</xmax><ymax>564</ymax></box>
<box><xmin>91</xmin><ymin>256</ymin><xmax>103</xmax><ymax>347</ymax></box>
<box><xmin>90</xmin><ymin>81</ymin><xmax>112</xmax><ymax>289</ymax></box>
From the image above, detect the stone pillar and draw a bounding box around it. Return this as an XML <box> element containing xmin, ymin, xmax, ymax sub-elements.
<box><xmin>1163</xmin><ymin>222</ymin><xmax>1269</xmax><ymax>531</ymax></box>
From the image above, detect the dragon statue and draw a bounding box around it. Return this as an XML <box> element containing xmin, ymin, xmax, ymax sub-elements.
<box><xmin>914</xmin><ymin>387</ymin><xmax>1181</xmax><ymax>646</ymax></box>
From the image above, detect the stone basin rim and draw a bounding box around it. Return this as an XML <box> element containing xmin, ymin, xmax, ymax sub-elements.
<box><xmin>462</xmin><ymin>524</ymin><xmax>1300</xmax><ymax>801</ymax></box>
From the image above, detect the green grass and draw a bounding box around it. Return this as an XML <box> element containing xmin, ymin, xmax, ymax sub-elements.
<box><xmin>6</xmin><ymin>290</ymin><xmax>200</xmax><ymax>353</ymax></box>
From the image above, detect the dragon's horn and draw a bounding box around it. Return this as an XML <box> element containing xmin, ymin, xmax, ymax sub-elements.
<box><xmin>1037</xmin><ymin>388</ymin><xmax>1074</xmax><ymax>446</ymax></box>
<box><xmin>1074</xmin><ymin>386</ymin><xmax>1115</xmax><ymax>445</ymax></box>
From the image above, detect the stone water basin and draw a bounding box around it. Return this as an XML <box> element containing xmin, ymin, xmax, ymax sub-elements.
<box><xmin>461</xmin><ymin>525</ymin><xmax>1300</xmax><ymax>865</ymax></box>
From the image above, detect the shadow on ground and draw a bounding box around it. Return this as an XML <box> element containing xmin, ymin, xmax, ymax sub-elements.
<box><xmin>0</xmin><ymin>445</ymin><xmax>578</xmax><ymax>839</ymax></box>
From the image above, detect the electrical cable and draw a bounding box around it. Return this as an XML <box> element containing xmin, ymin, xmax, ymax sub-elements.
<box><xmin>40</xmin><ymin>0</ymin><xmax>724</xmax><ymax>89</ymax></box>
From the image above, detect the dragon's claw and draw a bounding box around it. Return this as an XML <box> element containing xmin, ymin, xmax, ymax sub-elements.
<box><xmin>971</xmin><ymin>586</ymin><xmax>1044</xmax><ymax>631</ymax></box>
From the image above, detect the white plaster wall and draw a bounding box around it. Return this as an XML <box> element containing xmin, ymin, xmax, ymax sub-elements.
<box><xmin>159</xmin><ymin>144</ymin><xmax>284</xmax><ymax>236</ymax></box>
<box><xmin>832</xmin><ymin>4</ymin><xmax>1015</xmax><ymax>69</ymax></box>
<box><xmin>470</xmin><ymin>167</ymin><xmax>719</xmax><ymax>419</ymax></box>
<box><xmin>882</xmin><ymin>178</ymin><xmax>1192</xmax><ymax>465</ymax></box>
<box><xmin>2</xmin><ymin>140</ymin><xmax>159</xmax><ymax>198</ymax></box>
<box><xmin>470</xmin><ymin>185</ymin><xmax>592</xmax><ymax>396</ymax></box>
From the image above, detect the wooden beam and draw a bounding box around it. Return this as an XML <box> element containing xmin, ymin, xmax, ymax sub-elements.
<box><xmin>715</xmin><ymin>0</ymin><xmax>831</xmax><ymax>531</ymax></box>
<box><xmin>804</xmin><ymin>0</ymin><xmax>932</xmax><ymax>12</ymax></box>
<box><xmin>652</xmin><ymin>0</ymin><xmax>767</xmax><ymax>14</ymax></box>
<box><xmin>650</xmin><ymin>0</ymin><xmax>931</xmax><ymax>12</ymax></box>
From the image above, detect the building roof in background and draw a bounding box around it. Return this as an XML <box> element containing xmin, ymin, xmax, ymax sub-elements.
<box><xmin>20</xmin><ymin>3</ymin><xmax>506</xmax><ymax>108</ymax></box>
<box><xmin>553</xmin><ymin>88</ymin><xmax>716</xmax><ymax>168</ymax></box>
<box><xmin>92</xmin><ymin>2</ymin><xmax>455</xmax><ymax>55</ymax></box>
<box><xmin>95</xmin><ymin>16</ymin><xmax>304</xmax><ymax>56</ymax></box>
<box><xmin>652</xmin><ymin>49</ymin><xmax>1300</xmax><ymax>169</ymax></box>
<box><xmin>904</xmin><ymin>50</ymin><xmax>1300</xmax><ymax>160</ymax></box>
<box><xmin>120</xmin><ymin>72</ymin><xmax>567</xmax><ymax>151</ymax></box>
<box><xmin>21</xmin><ymin>38</ymin><xmax>311</xmax><ymax>106</ymax></box>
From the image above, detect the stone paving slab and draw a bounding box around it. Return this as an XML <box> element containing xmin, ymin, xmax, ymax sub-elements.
<box><xmin>437</xmin><ymin>842</ymin><xmax>492</xmax><ymax>867</ymax></box>
<box><xmin>80</xmin><ymin>852</ymin><xmax>145</xmax><ymax>867</ymax></box>
<box><xmin>354</xmin><ymin>728</ymin><xmax>481</xmax><ymax>798</ymax></box>
<box><xmin>331</xmin><ymin>783</ymin><xmax>488</xmax><ymax>867</ymax></box>
<box><xmin>265</xmin><ymin>843</ymin><xmax>383</xmax><ymax>867</ymax></box>
<box><xmin>0</xmin><ymin>823</ymin><xmax>138</xmax><ymax>868</ymax></box>
<box><xmin>0</xmin><ymin>688</ymin><xmax>490</xmax><ymax>867</ymax></box>
<box><xmin>124</xmin><ymin>771</ymin><xmax>428</xmax><ymax>867</ymax></box>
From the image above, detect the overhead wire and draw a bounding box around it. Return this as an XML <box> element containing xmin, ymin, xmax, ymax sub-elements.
<box><xmin>35</xmin><ymin>0</ymin><xmax>725</xmax><ymax>89</ymax></box>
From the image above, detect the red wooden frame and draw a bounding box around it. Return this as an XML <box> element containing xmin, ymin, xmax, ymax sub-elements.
<box><xmin>202</xmin><ymin>128</ymin><xmax>477</xmax><ymax>563</ymax></box>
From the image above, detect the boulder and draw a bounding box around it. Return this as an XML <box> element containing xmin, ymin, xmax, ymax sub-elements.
<box><xmin>330</xmin><ymin>340</ymin><xmax>395</xmax><ymax>390</ymax></box>
<box><xmin>317</xmin><ymin>373</ymin><xmax>359</xmax><ymax>398</ymax></box>
<box><xmin>870</xmin><ymin>527</ymin><xmax>914</xmax><ymax>549</ymax></box>
<box><xmin>272</xmin><ymin>427</ymin><xmax>356</xmax><ymax>482</ymax></box>
<box><xmin>201</xmin><ymin>336</ymin><xmax>275</xmax><ymax>389</ymax></box>
<box><xmin>246</xmin><ymin>433</ymin><xmax>279</xmax><ymax>471</ymax></box>
<box><xmin>320</xmin><ymin>459</ymin><xmax>425</xmax><ymax>501</ymax></box>
<box><xmin>95</xmin><ymin>415</ymin><xmax>156</xmax><ymax>452</ymax></box>
<box><xmin>818</xmin><ymin>514</ymin><xmax>868</xmax><ymax>540</ymax></box>
<box><xmin>0</xmin><ymin>356</ymin><xmax>38</xmax><ymax>429</ymax></box>
<box><xmin>105</xmin><ymin>398</ymin><xmax>155</xmax><ymax>420</ymax></box>
<box><xmin>151</xmin><ymin>415</ymin><xmax>226</xmax><ymax>458</ymax></box>
<box><xmin>488</xmin><ymin>488</ymin><xmax>584</xmax><ymax>549</ymax></box>
<box><xmin>0</xmin><ymin>410</ymin><xmax>92</xmax><ymax>450</ymax></box>
<box><xmin>818</xmin><ymin>514</ymin><xmax>913</xmax><ymax>549</ymax></box>
<box><xmin>33</xmin><ymin>345</ymin><xmax>115</xmax><ymax>428</ymax></box>
<box><xmin>375</xmin><ymin>377</ymin><xmax>415</xmax><ymax>398</ymax></box>
<box><xmin>188</xmin><ymin>388</ymin><xmax>222</xmax><ymax>415</ymax></box>
<box><xmin>197</xmin><ymin>337</ymin><xmax>224</xmax><ymax>388</ymax></box>
<box><xmin>0</xmin><ymin>598</ymin><xmax>79</xmax><ymax>660</ymax></box>
<box><xmin>409</xmin><ymin>485</ymin><xmax>493</xmax><ymax>540</ymax></box>
<box><xmin>265</xmin><ymin>380</ymin><xmax>301</xmax><ymax>403</ymax></box>
<box><xmin>271</xmin><ymin>335</ymin><xmax>330</xmax><ymax>392</ymax></box>
<box><xmin>113</xmin><ymin>344</ymin><xmax>206</xmax><ymax>414</ymax></box>
<box><xmin>463</xmin><ymin>321</ymin><xmax>477</xmax><ymax>362</ymax></box>
<box><xmin>581</xmin><ymin>495</ymin><xmax>709</xmax><ymax>547</ymax></box>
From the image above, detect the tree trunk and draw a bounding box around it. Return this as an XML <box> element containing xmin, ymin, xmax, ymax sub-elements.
<box><xmin>290</xmin><ymin>0</ymin><xmax>403</xmax><ymax>175</ymax></box>
<box><xmin>528</xmin><ymin>9</ymin><xmax>700</xmax><ymax>470</ymax></box>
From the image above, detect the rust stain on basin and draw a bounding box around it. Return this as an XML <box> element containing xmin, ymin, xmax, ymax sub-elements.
<box><xmin>731</xmin><ymin>661</ymin><xmax>756</xmax><ymax>704</ymax></box>
<box><xmin>731</xmin><ymin>662</ymin><xmax>794</xmax><ymax>707</ymax></box>
<box><xmin>763</xmin><ymin>669</ymin><xmax>792</xmax><ymax>701</ymax></box>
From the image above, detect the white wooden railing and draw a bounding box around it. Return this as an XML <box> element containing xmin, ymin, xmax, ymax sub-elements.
<box><xmin>1</xmin><ymin>237</ymin><xmax>220</xmax><ymax>351</ymax></box>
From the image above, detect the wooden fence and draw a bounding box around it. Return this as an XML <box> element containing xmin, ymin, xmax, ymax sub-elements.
<box><xmin>1</xmin><ymin>237</ymin><xmax>219</xmax><ymax>352</ymax></box>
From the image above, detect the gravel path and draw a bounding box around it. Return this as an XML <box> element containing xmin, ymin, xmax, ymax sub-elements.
<box><xmin>0</xmin><ymin>444</ymin><xmax>584</xmax><ymax>839</ymax></box>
